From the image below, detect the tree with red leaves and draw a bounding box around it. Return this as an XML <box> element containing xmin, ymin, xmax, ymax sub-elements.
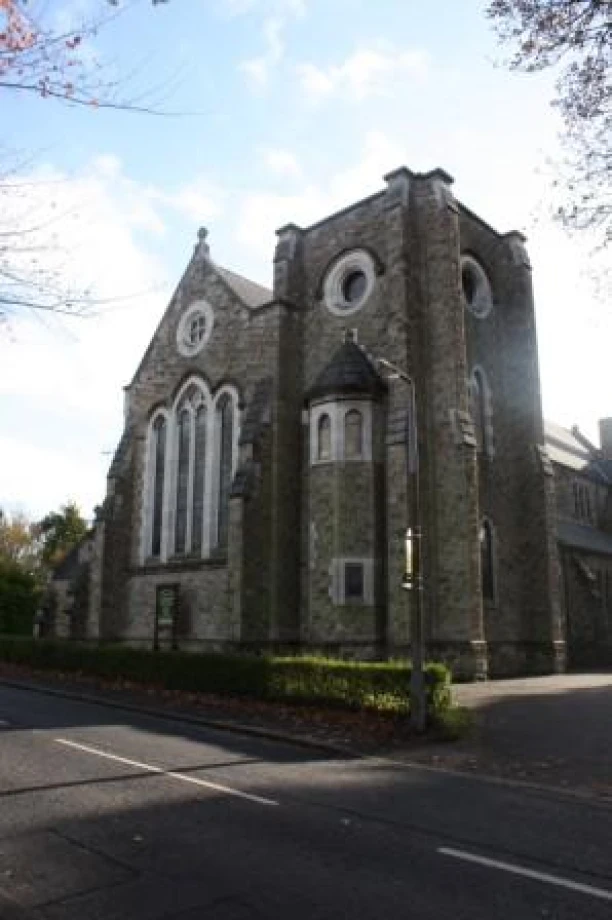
<box><xmin>0</xmin><ymin>1</ymin><xmax>168</xmax><ymax>321</ymax></box>
<box><xmin>0</xmin><ymin>0</ymin><xmax>168</xmax><ymax>110</ymax></box>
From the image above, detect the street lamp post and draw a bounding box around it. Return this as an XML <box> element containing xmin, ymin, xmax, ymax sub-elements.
<box><xmin>376</xmin><ymin>358</ymin><xmax>426</xmax><ymax>733</ymax></box>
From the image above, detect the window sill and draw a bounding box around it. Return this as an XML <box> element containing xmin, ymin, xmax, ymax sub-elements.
<box><xmin>134</xmin><ymin>554</ymin><xmax>228</xmax><ymax>574</ymax></box>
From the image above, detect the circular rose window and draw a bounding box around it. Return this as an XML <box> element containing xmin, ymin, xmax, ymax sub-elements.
<box><xmin>460</xmin><ymin>255</ymin><xmax>493</xmax><ymax>319</ymax></box>
<box><xmin>176</xmin><ymin>300</ymin><xmax>214</xmax><ymax>357</ymax></box>
<box><xmin>323</xmin><ymin>250</ymin><xmax>377</xmax><ymax>316</ymax></box>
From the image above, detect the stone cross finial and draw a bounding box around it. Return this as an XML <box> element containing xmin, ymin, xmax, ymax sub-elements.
<box><xmin>194</xmin><ymin>226</ymin><xmax>210</xmax><ymax>259</ymax></box>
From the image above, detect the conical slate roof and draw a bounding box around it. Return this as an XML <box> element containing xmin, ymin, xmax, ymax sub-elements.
<box><xmin>306</xmin><ymin>341</ymin><xmax>386</xmax><ymax>402</ymax></box>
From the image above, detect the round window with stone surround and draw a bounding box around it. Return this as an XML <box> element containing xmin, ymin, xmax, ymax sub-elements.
<box><xmin>323</xmin><ymin>250</ymin><xmax>377</xmax><ymax>316</ymax></box>
<box><xmin>176</xmin><ymin>300</ymin><xmax>214</xmax><ymax>357</ymax></box>
<box><xmin>461</xmin><ymin>255</ymin><xmax>493</xmax><ymax>319</ymax></box>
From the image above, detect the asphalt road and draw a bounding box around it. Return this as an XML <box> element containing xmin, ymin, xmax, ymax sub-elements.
<box><xmin>0</xmin><ymin>683</ymin><xmax>610</xmax><ymax>919</ymax></box>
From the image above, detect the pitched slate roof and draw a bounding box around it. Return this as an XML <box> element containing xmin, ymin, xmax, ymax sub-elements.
<box><xmin>558</xmin><ymin>520</ymin><xmax>612</xmax><ymax>557</ymax></box>
<box><xmin>544</xmin><ymin>420</ymin><xmax>610</xmax><ymax>484</ymax></box>
<box><xmin>306</xmin><ymin>342</ymin><xmax>387</xmax><ymax>402</ymax></box>
<box><xmin>215</xmin><ymin>265</ymin><xmax>272</xmax><ymax>308</ymax></box>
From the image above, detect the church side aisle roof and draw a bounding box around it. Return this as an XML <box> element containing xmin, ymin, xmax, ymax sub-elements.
<box><xmin>545</xmin><ymin>420</ymin><xmax>611</xmax><ymax>484</ymax></box>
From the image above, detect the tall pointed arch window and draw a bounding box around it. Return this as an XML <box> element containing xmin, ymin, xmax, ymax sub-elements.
<box><xmin>192</xmin><ymin>405</ymin><xmax>207</xmax><ymax>554</ymax></box>
<box><xmin>142</xmin><ymin>379</ymin><xmax>240</xmax><ymax>564</ymax></box>
<box><xmin>151</xmin><ymin>415</ymin><xmax>167</xmax><ymax>558</ymax></box>
<box><xmin>216</xmin><ymin>393</ymin><xmax>234</xmax><ymax>550</ymax></box>
<box><xmin>174</xmin><ymin>407</ymin><xmax>191</xmax><ymax>554</ymax></box>
<box><xmin>480</xmin><ymin>518</ymin><xmax>495</xmax><ymax>602</ymax></box>
<box><xmin>469</xmin><ymin>367</ymin><xmax>493</xmax><ymax>457</ymax></box>
<box><xmin>344</xmin><ymin>409</ymin><xmax>363</xmax><ymax>460</ymax></box>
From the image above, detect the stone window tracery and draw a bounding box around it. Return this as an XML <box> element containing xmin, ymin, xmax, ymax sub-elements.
<box><xmin>310</xmin><ymin>401</ymin><xmax>373</xmax><ymax>465</ymax></box>
<box><xmin>216</xmin><ymin>393</ymin><xmax>234</xmax><ymax>550</ymax></box>
<box><xmin>176</xmin><ymin>300</ymin><xmax>214</xmax><ymax>357</ymax></box>
<box><xmin>141</xmin><ymin>379</ymin><xmax>239</xmax><ymax>563</ymax></box>
<box><xmin>150</xmin><ymin>415</ymin><xmax>167</xmax><ymax>559</ymax></box>
<box><xmin>175</xmin><ymin>407</ymin><xmax>191</xmax><ymax>553</ymax></box>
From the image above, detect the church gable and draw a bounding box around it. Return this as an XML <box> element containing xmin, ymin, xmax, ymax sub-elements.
<box><xmin>126</xmin><ymin>228</ymin><xmax>273</xmax><ymax>422</ymax></box>
<box><xmin>114</xmin><ymin>228</ymin><xmax>281</xmax><ymax>573</ymax></box>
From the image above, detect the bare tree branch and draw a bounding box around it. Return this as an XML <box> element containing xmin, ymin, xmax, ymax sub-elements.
<box><xmin>487</xmin><ymin>1</ymin><xmax>611</xmax><ymax>250</ymax></box>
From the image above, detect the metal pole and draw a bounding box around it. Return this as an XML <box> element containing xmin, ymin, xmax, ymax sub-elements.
<box><xmin>376</xmin><ymin>357</ymin><xmax>426</xmax><ymax>732</ymax></box>
<box><xmin>407</xmin><ymin>379</ymin><xmax>426</xmax><ymax>732</ymax></box>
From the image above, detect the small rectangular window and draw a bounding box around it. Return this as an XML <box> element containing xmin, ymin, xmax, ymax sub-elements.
<box><xmin>344</xmin><ymin>562</ymin><xmax>364</xmax><ymax>601</ymax></box>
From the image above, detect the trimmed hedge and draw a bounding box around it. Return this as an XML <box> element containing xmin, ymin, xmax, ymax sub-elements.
<box><xmin>0</xmin><ymin>637</ymin><xmax>451</xmax><ymax>715</ymax></box>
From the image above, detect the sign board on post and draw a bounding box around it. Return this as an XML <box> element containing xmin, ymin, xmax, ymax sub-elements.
<box><xmin>154</xmin><ymin>583</ymin><xmax>179</xmax><ymax>650</ymax></box>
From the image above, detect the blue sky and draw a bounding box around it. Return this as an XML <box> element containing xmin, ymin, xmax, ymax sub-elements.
<box><xmin>0</xmin><ymin>0</ymin><xmax>609</xmax><ymax>520</ymax></box>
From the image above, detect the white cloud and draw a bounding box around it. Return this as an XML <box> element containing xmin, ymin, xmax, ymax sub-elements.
<box><xmin>0</xmin><ymin>157</ymin><xmax>177</xmax><ymax>518</ymax></box>
<box><xmin>239</xmin><ymin>16</ymin><xmax>285</xmax><ymax>89</ymax></box>
<box><xmin>260</xmin><ymin>147</ymin><xmax>302</xmax><ymax>178</ymax></box>
<box><xmin>235</xmin><ymin>0</ymin><xmax>310</xmax><ymax>90</ymax></box>
<box><xmin>235</xmin><ymin>186</ymin><xmax>324</xmax><ymax>258</ymax></box>
<box><xmin>297</xmin><ymin>46</ymin><xmax>429</xmax><ymax>104</ymax></box>
<box><xmin>234</xmin><ymin>131</ymin><xmax>404</xmax><ymax>259</ymax></box>
<box><xmin>0</xmin><ymin>434</ymin><xmax>106</xmax><ymax>522</ymax></box>
<box><xmin>153</xmin><ymin>177</ymin><xmax>224</xmax><ymax>224</ymax></box>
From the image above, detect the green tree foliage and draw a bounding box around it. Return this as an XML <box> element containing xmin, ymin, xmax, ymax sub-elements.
<box><xmin>0</xmin><ymin>508</ymin><xmax>41</xmax><ymax>633</ymax></box>
<box><xmin>0</xmin><ymin>507</ymin><xmax>40</xmax><ymax>573</ymax></box>
<box><xmin>487</xmin><ymin>1</ymin><xmax>611</xmax><ymax>247</ymax></box>
<box><xmin>0</xmin><ymin>557</ymin><xmax>40</xmax><ymax>634</ymax></box>
<box><xmin>37</xmin><ymin>502</ymin><xmax>87</xmax><ymax>569</ymax></box>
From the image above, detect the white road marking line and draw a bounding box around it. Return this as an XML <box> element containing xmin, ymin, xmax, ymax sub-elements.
<box><xmin>55</xmin><ymin>738</ymin><xmax>278</xmax><ymax>807</ymax></box>
<box><xmin>438</xmin><ymin>847</ymin><xmax>612</xmax><ymax>902</ymax></box>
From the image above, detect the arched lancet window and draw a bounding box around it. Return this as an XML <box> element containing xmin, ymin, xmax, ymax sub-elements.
<box><xmin>344</xmin><ymin>409</ymin><xmax>363</xmax><ymax>460</ymax></box>
<box><xmin>469</xmin><ymin>367</ymin><xmax>491</xmax><ymax>456</ymax></box>
<box><xmin>480</xmin><ymin>519</ymin><xmax>495</xmax><ymax>601</ymax></box>
<box><xmin>142</xmin><ymin>379</ymin><xmax>239</xmax><ymax>563</ymax></box>
<box><xmin>151</xmin><ymin>416</ymin><xmax>167</xmax><ymax>558</ymax></box>
<box><xmin>175</xmin><ymin>407</ymin><xmax>191</xmax><ymax>554</ymax></box>
<box><xmin>317</xmin><ymin>414</ymin><xmax>331</xmax><ymax>461</ymax></box>
<box><xmin>191</xmin><ymin>404</ymin><xmax>207</xmax><ymax>554</ymax></box>
<box><xmin>216</xmin><ymin>393</ymin><xmax>234</xmax><ymax>550</ymax></box>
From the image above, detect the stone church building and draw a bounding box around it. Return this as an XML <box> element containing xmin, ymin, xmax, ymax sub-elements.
<box><xmin>52</xmin><ymin>166</ymin><xmax>612</xmax><ymax>677</ymax></box>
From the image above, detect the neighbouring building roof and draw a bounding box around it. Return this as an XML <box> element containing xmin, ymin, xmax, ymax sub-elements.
<box><xmin>544</xmin><ymin>420</ymin><xmax>610</xmax><ymax>484</ymax></box>
<box><xmin>306</xmin><ymin>342</ymin><xmax>387</xmax><ymax>402</ymax></box>
<box><xmin>558</xmin><ymin>520</ymin><xmax>612</xmax><ymax>557</ymax></box>
<box><xmin>215</xmin><ymin>265</ymin><xmax>273</xmax><ymax>308</ymax></box>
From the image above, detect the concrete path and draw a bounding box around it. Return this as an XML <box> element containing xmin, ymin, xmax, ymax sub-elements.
<box><xmin>410</xmin><ymin>673</ymin><xmax>612</xmax><ymax>797</ymax></box>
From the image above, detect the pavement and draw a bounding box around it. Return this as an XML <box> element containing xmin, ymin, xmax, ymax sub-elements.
<box><xmin>0</xmin><ymin>675</ymin><xmax>611</xmax><ymax>918</ymax></box>
<box><xmin>403</xmin><ymin>672</ymin><xmax>612</xmax><ymax>797</ymax></box>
